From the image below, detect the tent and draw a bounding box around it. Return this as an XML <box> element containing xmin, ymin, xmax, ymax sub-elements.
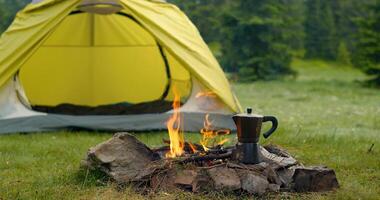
<box><xmin>0</xmin><ymin>0</ymin><xmax>241</xmax><ymax>134</ymax></box>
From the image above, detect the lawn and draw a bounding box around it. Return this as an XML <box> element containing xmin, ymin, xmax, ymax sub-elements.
<box><xmin>0</xmin><ymin>59</ymin><xmax>379</xmax><ymax>199</ymax></box>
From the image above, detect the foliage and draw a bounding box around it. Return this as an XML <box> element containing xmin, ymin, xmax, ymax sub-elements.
<box><xmin>171</xmin><ymin>0</ymin><xmax>378</xmax><ymax>84</ymax></box>
<box><xmin>0</xmin><ymin>6</ymin><xmax>5</xmax><ymax>32</ymax></box>
<box><xmin>303</xmin><ymin>0</ymin><xmax>376</xmax><ymax>63</ymax></box>
<box><xmin>169</xmin><ymin>0</ymin><xmax>302</xmax><ymax>80</ymax></box>
<box><xmin>337</xmin><ymin>41</ymin><xmax>351</xmax><ymax>65</ymax></box>
<box><xmin>220</xmin><ymin>0</ymin><xmax>296</xmax><ymax>80</ymax></box>
<box><xmin>304</xmin><ymin>0</ymin><xmax>338</xmax><ymax>60</ymax></box>
<box><xmin>330</xmin><ymin>1</ymin><xmax>369</xmax><ymax>54</ymax></box>
<box><xmin>1</xmin><ymin>60</ymin><xmax>379</xmax><ymax>199</ymax></box>
<box><xmin>282</xmin><ymin>0</ymin><xmax>306</xmax><ymax>54</ymax></box>
<box><xmin>352</xmin><ymin>0</ymin><xmax>380</xmax><ymax>85</ymax></box>
<box><xmin>0</xmin><ymin>0</ymin><xmax>29</xmax><ymax>33</ymax></box>
<box><xmin>168</xmin><ymin>0</ymin><xmax>229</xmax><ymax>45</ymax></box>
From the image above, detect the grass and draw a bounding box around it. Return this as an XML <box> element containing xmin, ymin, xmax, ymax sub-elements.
<box><xmin>1</xmin><ymin>59</ymin><xmax>379</xmax><ymax>199</ymax></box>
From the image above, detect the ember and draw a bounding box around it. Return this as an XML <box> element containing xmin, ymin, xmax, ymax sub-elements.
<box><xmin>188</xmin><ymin>142</ymin><xmax>197</xmax><ymax>154</ymax></box>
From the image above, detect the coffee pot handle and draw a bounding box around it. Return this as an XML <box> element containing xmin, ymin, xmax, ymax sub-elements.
<box><xmin>262</xmin><ymin>116</ymin><xmax>278</xmax><ymax>138</ymax></box>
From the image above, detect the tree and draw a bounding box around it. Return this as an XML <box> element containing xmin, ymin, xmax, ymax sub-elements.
<box><xmin>282</xmin><ymin>0</ymin><xmax>306</xmax><ymax>56</ymax></box>
<box><xmin>337</xmin><ymin>41</ymin><xmax>351</xmax><ymax>65</ymax></box>
<box><xmin>168</xmin><ymin>0</ymin><xmax>236</xmax><ymax>61</ymax></box>
<box><xmin>304</xmin><ymin>0</ymin><xmax>338</xmax><ymax>60</ymax></box>
<box><xmin>168</xmin><ymin>0</ymin><xmax>229</xmax><ymax>44</ymax></box>
<box><xmin>0</xmin><ymin>0</ymin><xmax>29</xmax><ymax>33</ymax></box>
<box><xmin>220</xmin><ymin>0</ymin><xmax>295</xmax><ymax>80</ymax></box>
<box><xmin>352</xmin><ymin>0</ymin><xmax>380</xmax><ymax>85</ymax></box>
<box><xmin>330</xmin><ymin>0</ymin><xmax>376</xmax><ymax>63</ymax></box>
<box><xmin>0</xmin><ymin>5</ymin><xmax>6</xmax><ymax>33</ymax></box>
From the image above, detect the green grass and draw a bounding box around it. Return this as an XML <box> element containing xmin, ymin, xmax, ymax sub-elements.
<box><xmin>1</xmin><ymin>59</ymin><xmax>379</xmax><ymax>199</ymax></box>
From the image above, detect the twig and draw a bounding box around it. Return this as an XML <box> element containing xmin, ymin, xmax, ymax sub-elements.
<box><xmin>196</xmin><ymin>162</ymin><xmax>227</xmax><ymax>169</ymax></box>
<box><xmin>151</xmin><ymin>168</ymin><xmax>170</xmax><ymax>192</ymax></box>
<box><xmin>179</xmin><ymin>152</ymin><xmax>233</xmax><ymax>164</ymax></box>
<box><xmin>81</xmin><ymin>168</ymin><xmax>90</xmax><ymax>188</ymax></box>
<box><xmin>162</xmin><ymin>139</ymin><xmax>204</xmax><ymax>151</ymax></box>
<box><xmin>226</xmin><ymin>162</ymin><xmax>266</xmax><ymax>172</ymax></box>
<box><xmin>368</xmin><ymin>143</ymin><xmax>375</xmax><ymax>153</ymax></box>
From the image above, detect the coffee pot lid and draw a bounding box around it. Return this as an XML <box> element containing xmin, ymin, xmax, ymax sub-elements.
<box><xmin>233</xmin><ymin>107</ymin><xmax>263</xmax><ymax>118</ymax></box>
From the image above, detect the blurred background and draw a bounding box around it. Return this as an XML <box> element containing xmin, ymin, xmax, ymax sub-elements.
<box><xmin>1</xmin><ymin>0</ymin><xmax>379</xmax><ymax>85</ymax></box>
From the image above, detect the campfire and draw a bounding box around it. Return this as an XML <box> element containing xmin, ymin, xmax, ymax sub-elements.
<box><xmin>165</xmin><ymin>90</ymin><xmax>231</xmax><ymax>158</ymax></box>
<box><xmin>81</xmin><ymin>90</ymin><xmax>339</xmax><ymax>195</ymax></box>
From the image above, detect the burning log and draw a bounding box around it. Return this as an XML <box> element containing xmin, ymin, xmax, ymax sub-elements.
<box><xmin>162</xmin><ymin>87</ymin><xmax>232</xmax><ymax>158</ymax></box>
<box><xmin>161</xmin><ymin>139</ymin><xmax>204</xmax><ymax>153</ymax></box>
<box><xmin>200</xmin><ymin>114</ymin><xmax>232</xmax><ymax>151</ymax></box>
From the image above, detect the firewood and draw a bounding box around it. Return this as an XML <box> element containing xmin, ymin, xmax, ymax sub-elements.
<box><xmin>152</xmin><ymin>146</ymin><xmax>170</xmax><ymax>152</ymax></box>
<box><xmin>162</xmin><ymin>139</ymin><xmax>204</xmax><ymax>152</ymax></box>
<box><xmin>83</xmin><ymin>133</ymin><xmax>339</xmax><ymax>194</ymax></box>
<box><xmin>179</xmin><ymin>152</ymin><xmax>233</xmax><ymax>164</ymax></box>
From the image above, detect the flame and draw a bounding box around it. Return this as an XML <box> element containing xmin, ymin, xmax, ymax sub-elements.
<box><xmin>195</xmin><ymin>91</ymin><xmax>217</xmax><ymax>98</ymax></box>
<box><xmin>195</xmin><ymin>91</ymin><xmax>223</xmax><ymax>111</ymax></box>
<box><xmin>217</xmin><ymin>138</ymin><xmax>230</xmax><ymax>146</ymax></box>
<box><xmin>200</xmin><ymin>114</ymin><xmax>231</xmax><ymax>151</ymax></box>
<box><xmin>216</xmin><ymin>129</ymin><xmax>231</xmax><ymax>135</ymax></box>
<box><xmin>166</xmin><ymin>88</ymin><xmax>184</xmax><ymax>158</ymax></box>
<box><xmin>188</xmin><ymin>142</ymin><xmax>197</xmax><ymax>153</ymax></box>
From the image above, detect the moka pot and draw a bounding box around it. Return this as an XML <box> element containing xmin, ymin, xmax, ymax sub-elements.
<box><xmin>232</xmin><ymin>108</ymin><xmax>278</xmax><ymax>164</ymax></box>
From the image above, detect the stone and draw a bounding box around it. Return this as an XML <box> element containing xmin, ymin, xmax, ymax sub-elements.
<box><xmin>263</xmin><ymin>166</ymin><xmax>281</xmax><ymax>185</ymax></box>
<box><xmin>293</xmin><ymin>166</ymin><xmax>339</xmax><ymax>192</ymax></box>
<box><xmin>268</xmin><ymin>184</ymin><xmax>280</xmax><ymax>192</ymax></box>
<box><xmin>151</xmin><ymin>168</ymin><xmax>177</xmax><ymax>191</ymax></box>
<box><xmin>277</xmin><ymin>166</ymin><xmax>297</xmax><ymax>188</ymax></box>
<box><xmin>207</xmin><ymin>167</ymin><xmax>241</xmax><ymax>191</ymax></box>
<box><xmin>131</xmin><ymin>159</ymin><xmax>168</xmax><ymax>181</ymax></box>
<box><xmin>260</xmin><ymin>146</ymin><xmax>298</xmax><ymax>169</ymax></box>
<box><xmin>241</xmin><ymin>172</ymin><xmax>269</xmax><ymax>195</ymax></box>
<box><xmin>82</xmin><ymin>132</ymin><xmax>156</xmax><ymax>184</ymax></box>
<box><xmin>264</xmin><ymin>144</ymin><xmax>292</xmax><ymax>158</ymax></box>
<box><xmin>190</xmin><ymin>170</ymin><xmax>213</xmax><ymax>192</ymax></box>
<box><xmin>174</xmin><ymin>169</ymin><xmax>198</xmax><ymax>191</ymax></box>
<box><xmin>82</xmin><ymin>134</ymin><xmax>340</xmax><ymax>196</ymax></box>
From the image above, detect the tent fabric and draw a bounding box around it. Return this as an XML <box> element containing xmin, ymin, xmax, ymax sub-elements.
<box><xmin>19</xmin><ymin>12</ymin><xmax>175</xmax><ymax>106</ymax></box>
<box><xmin>0</xmin><ymin>0</ymin><xmax>81</xmax><ymax>89</ymax></box>
<box><xmin>0</xmin><ymin>112</ymin><xmax>236</xmax><ymax>134</ymax></box>
<box><xmin>0</xmin><ymin>0</ymin><xmax>241</xmax><ymax>112</ymax></box>
<box><xmin>0</xmin><ymin>76</ymin><xmax>234</xmax><ymax>134</ymax></box>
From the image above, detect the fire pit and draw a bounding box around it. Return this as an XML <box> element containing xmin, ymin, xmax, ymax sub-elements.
<box><xmin>81</xmin><ymin>132</ymin><xmax>339</xmax><ymax>195</ymax></box>
<box><xmin>81</xmin><ymin>92</ymin><xmax>339</xmax><ymax>196</ymax></box>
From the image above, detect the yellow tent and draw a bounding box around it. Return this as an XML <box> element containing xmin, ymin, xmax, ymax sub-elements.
<box><xmin>0</xmin><ymin>0</ymin><xmax>241</xmax><ymax>134</ymax></box>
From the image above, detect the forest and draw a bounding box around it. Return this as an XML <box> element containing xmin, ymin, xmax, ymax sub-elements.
<box><xmin>1</xmin><ymin>0</ymin><xmax>379</xmax><ymax>85</ymax></box>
